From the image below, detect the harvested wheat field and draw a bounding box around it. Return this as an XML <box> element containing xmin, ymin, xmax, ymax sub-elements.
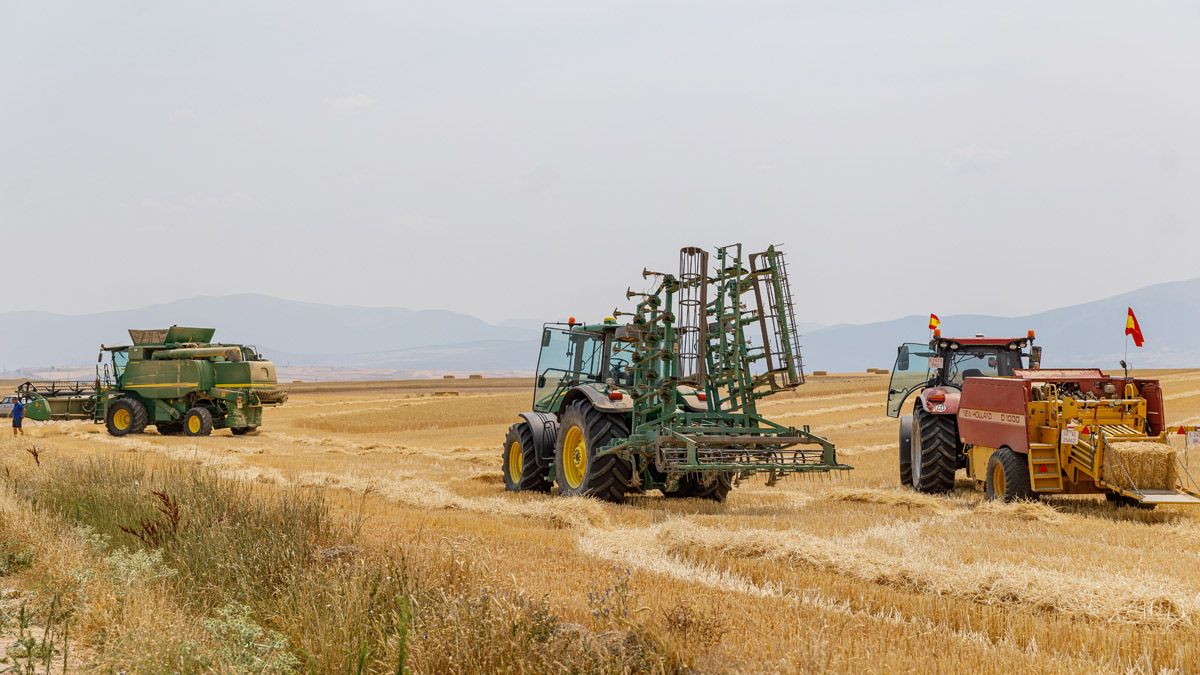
<box><xmin>3</xmin><ymin>372</ymin><xmax>1200</xmax><ymax>673</ymax></box>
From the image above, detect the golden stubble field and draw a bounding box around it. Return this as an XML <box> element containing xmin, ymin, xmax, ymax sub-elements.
<box><xmin>4</xmin><ymin>372</ymin><xmax>1200</xmax><ymax>673</ymax></box>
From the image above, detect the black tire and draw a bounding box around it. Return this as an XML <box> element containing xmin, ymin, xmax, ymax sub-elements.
<box><xmin>984</xmin><ymin>447</ymin><xmax>1034</xmax><ymax>501</ymax></box>
<box><xmin>156</xmin><ymin>422</ymin><xmax>184</xmax><ymax>436</ymax></box>
<box><xmin>231</xmin><ymin>426</ymin><xmax>258</xmax><ymax>436</ymax></box>
<box><xmin>898</xmin><ymin>415</ymin><xmax>914</xmax><ymax>487</ymax></box>
<box><xmin>183</xmin><ymin>407</ymin><xmax>214</xmax><ymax>437</ymax></box>
<box><xmin>663</xmin><ymin>473</ymin><xmax>734</xmax><ymax>502</ymax></box>
<box><xmin>502</xmin><ymin>422</ymin><xmax>552</xmax><ymax>493</ymax></box>
<box><xmin>554</xmin><ymin>400</ymin><xmax>632</xmax><ymax>502</ymax></box>
<box><xmin>106</xmin><ymin>398</ymin><xmax>148</xmax><ymax>437</ymax></box>
<box><xmin>911</xmin><ymin>408</ymin><xmax>958</xmax><ymax>493</ymax></box>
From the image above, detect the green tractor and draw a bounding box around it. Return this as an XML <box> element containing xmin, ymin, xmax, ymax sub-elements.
<box><xmin>21</xmin><ymin>326</ymin><xmax>287</xmax><ymax>436</ymax></box>
<box><xmin>503</xmin><ymin>244</ymin><xmax>850</xmax><ymax>503</ymax></box>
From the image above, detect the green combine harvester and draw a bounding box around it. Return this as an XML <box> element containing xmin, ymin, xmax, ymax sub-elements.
<box><xmin>20</xmin><ymin>326</ymin><xmax>287</xmax><ymax>436</ymax></box>
<box><xmin>503</xmin><ymin>244</ymin><xmax>850</xmax><ymax>503</ymax></box>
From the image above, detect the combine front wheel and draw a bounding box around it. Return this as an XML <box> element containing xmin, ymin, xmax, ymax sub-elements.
<box><xmin>231</xmin><ymin>426</ymin><xmax>258</xmax><ymax>436</ymax></box>
<box><xmin>183</xmin><ymin>407</ymin><xmax>214</xmax><ymax>437</ymax></box>
<box><xmin>984</xmin><ymin>447</ymin><xmax>1033</xmax><ymax>501</ymax></box>
<box><xmin>106</xmin><ymin>398</ymin><xmax>148</xmax><ymax>437</ymax></box>
<box><xmin>554</xmin><ymin>400</ymin><xmax>632</xmax><ymax>502</ymax></box>
<box><xmin>911</xmin><ymin>408</ymin><xmax>958</xmax><ymax>493</ymax></box>
<box><xmin>502</xmin><ymin>422</ymin><xmax>552</xmax><ymax>493</ymax></box>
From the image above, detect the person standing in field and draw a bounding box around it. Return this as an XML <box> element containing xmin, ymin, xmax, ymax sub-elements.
<box><xmin>11</xmin><ymin>398</ymin><xmax>24</xmax><ymax>436</ymax></box>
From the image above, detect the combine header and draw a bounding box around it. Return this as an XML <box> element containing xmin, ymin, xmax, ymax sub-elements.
<box><xmin>503</xmin><ymin>244</ymin><xmax>849</xmax><ymax>503</ymax></box>
<box><xmin>21</xmin><ymin>326</ymin><xmax>287</xmax><ymax>436</ymax></box>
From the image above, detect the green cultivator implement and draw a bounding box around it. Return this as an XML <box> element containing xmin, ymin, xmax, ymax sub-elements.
<box><xmin>503</xmin><ymin>244</ymin><xmax>850</xmax><ymax>503</ymax></box>
<box><xmin>21</xmin><ymin>326</ymin><xmax>287</xmax><ymax>436</ymax></box>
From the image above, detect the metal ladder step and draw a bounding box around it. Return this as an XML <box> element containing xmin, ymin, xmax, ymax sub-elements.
<box><xmin>1028</xmin><ymin>444</ymin><xmax>1064</xmax><ymax>492</ymax></box>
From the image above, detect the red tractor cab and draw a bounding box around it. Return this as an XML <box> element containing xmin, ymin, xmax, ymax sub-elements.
<box><xmin>886</xmin><ymin>332</ymin><xmax>1041</xmax><ymax>492</ymax></box>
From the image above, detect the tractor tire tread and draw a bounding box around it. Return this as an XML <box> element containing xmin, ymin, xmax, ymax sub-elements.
<box><xmin>555</xmin><ymin>400</ymin><xmax>632</xmax><ymax>503</ymax></box>
<box><xmin>914</xmin><ymin>409</ymin><xmax>958</xmax><ymax>493</ymax></box>
<box><xmin>985</xmin><ymin>447</ymin><xmax>1035</xmax><ymax>501</ymax></box>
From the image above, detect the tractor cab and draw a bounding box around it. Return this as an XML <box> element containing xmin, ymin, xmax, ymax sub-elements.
<box><xmin>532</xmin><ymin>318</ymin><xmax>634</xmax><ymax>414</ymax></box>
<box><xmin>887</xmin><ymin>332</ymin><xmax>1041</xmax><ymax>418</ymax></box>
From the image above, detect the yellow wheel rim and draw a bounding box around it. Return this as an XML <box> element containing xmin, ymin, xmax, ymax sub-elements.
<box><xmin>187</xmin><ymin>415</ymin><xmax>201</xmax><ymax>434</ymax></box>
<box><xmin>508</xmin><ymin>440</ymin><xmax>523</xmax><ymax>483</ymax></box>
<box><xmin>562</xmin><ymin>425</ymin><xmax>587</xmax><ymax>489</ymax></box>
<box><xmin>113</xmin><ymin>409</ymin><xmax>131</xmax><ymax>431</ymax></box>
<box><xmin>993</xmin><ymin>463</ymin><xmax>1006</xmax><ymax>498</ymax></box>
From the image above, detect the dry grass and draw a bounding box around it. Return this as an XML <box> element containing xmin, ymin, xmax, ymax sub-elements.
<box><xmin>4</xmin><ymin>370</ymin><xmax>1200</xmax><ymax>672</ymax></box>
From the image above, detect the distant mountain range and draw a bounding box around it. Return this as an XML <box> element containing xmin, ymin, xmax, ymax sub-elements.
<box><xmin>1</xmin><ymin>280</ymin><xmax>1197</xmax><ymax>379</ymax></box>
<box><xmin>802</xmin><ymin>277</ymin><xmax>1200</xmax><ymax>372</ymax></box>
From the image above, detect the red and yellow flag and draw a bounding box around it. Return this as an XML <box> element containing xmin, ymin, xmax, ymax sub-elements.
<box><xmin>928</xmin><ymin>313</ymin><xmax>941</xmax><ymax>331</ymax></box>
<box><xmin>1125</xmin><ymin>307</ymin><xmax>1145</xmax><ymax>348</ymax></box>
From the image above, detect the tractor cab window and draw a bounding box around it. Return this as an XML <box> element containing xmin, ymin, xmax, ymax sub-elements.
<box><xmin>887</xmin><ymin>343</ymin><xmax>934</xmax><ymax>418</ymax></box>
<box><xmin>534</xmin><ymin>327</ymin><xmax>605</xmax><ymax>409</ymax></box>
<box><xmin>607</xmin><ymin>340</ymin><xmax>636</xmax><ymax>388</ymax></box>
<box><xmin>944</xmin><ymin>349</ymin><xmax>1022</xmax><ymax>386</ymax></box>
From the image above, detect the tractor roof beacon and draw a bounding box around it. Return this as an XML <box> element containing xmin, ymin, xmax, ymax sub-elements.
<box><xmin>20</xmin><ymin>326</ymin><xmax>287</xmax><ymax>437</ymax></box>
<box><xmin>503</xmin><ymin>244</ymin><xmax>851</xmax><ymax>504</ymax></box>
<box><xmin>886</xmin><ymin>331</ymin><xmax>1041</xmax><ymax>493</ymax></box>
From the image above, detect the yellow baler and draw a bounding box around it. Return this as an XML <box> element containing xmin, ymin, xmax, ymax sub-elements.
<box><xmin>957</xmin><ymin>369</ymin><xmax>1200</xmax><ymax>507</ymax></box>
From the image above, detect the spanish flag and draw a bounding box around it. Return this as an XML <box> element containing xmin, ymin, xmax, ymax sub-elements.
<box><xmin>928</xmin><ymin>313</ymin><xmax>941</xmax><ymax>331</ymax></box>
<box><xmin>1125</xmin><ymin>307</ymin><xmax>1145</xmax><ymax>348</ymax></box>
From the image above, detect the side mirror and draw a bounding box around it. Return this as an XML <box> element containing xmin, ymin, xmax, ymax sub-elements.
<box><xmin>537</xmin><ymin>375</ymin><xmax>547</xmax><ymax>388</ymax></box>
<box><xmin>541</xmin><ymin>330</ymin><xmax>552</xmax><ymax>348</ymax></box>
<box><xmin>897</xmin><ymin>346</ymin><xmax>910</xmax><ymax>371</ymax></box>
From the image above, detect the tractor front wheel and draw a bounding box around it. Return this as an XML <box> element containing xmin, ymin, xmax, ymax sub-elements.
<box><xmin>106</xmin><ymin>398</ymin><xmax>148</xmax><ymax>437</ymax></box>
<box><xmin>911</xmin><ymin>408</ymin><xmax>958</xmax><ymax>493</ymax></box>
<box><xmin>183</xmin><ymin>407</ymin><xmax>214</xmax><ymax>437</ymax></box>
<box><xmin>502</xmin><ymin>422</ymin><xmax>552</xmax><ymax>493</ymax></box>
<box><xmin>554</xmin><ymin>400</ymin><xmax>632</xmax><ymax>502</ymax></box>
<box><xmin>984</xmin><ymin>447</ymin><xmax>1034</xmax><ymax>501</ymax></box>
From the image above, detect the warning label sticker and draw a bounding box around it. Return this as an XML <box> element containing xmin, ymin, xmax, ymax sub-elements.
<box><xmin>958</xmin><ymin>408</ymin><xmax>1026</xmax><ymax>427</ymax></box>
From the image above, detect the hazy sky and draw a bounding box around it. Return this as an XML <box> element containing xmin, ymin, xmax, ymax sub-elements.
<box><xmin>1</xmin><ymin>1</ymin><xmax>1197</xmax><ymax>325</ymax></box>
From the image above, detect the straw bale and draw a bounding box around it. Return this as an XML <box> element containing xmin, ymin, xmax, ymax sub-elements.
<box><xmin>1102</xmin><ymin>441</ymin><xmax>1177</xmax><ymax>490</ymax></box>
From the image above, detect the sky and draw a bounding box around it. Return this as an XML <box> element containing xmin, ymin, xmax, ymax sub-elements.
<box><xmin>1</xmin><ymin>1</ymin><xmax>1197</xmax><ymax>326</ymax></box>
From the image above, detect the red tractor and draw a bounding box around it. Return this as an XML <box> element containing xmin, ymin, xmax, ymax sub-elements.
<box><xmin>886</xmin><ymin>331</ymin><xmax>1042</xmax><ymax>492</ymax></box>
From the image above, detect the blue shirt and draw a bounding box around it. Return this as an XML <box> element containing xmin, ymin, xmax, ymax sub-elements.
<box><xmin>11</xmin><ymin>401</ymin><xmax>23</xmax><ymax>421</ymax></box>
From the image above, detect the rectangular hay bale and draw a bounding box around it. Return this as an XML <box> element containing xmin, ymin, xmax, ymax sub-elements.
<box><xmin>1101</xmin><ymin>441</ymin><xmax>1177</xmax><ymax>491</ymax></box>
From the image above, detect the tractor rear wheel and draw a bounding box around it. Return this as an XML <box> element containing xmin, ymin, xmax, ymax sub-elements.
<box><xmin>106</xmin><ymin>398</ymin><xmax>148</xmax><ymax>437</ymax></box>
<box><xmin>663</xmin><ymin>474</ymin><xmax>734</xmax><ymax>502</ymax></box>
<box><xmin>898</xmin><ymin>415</ymin><xmax>914</xmax><ymax>487</ymax></box>
<box><xmin>554</xmin><ymin>400</ymin><xmax>632</xmax><ymax>502</ymax></box>
<box><xmin>502</xmin><ymin>422</ymin><xmax>552</xmax><ymax>493</ymax></box>
<box><xmin>985</xmin><ymin>447</ymin><xmax>1034</xmax><ymax>501</ymax></box>
<box><xmin>231</xmin><ymin>426</ymin><xmax>258</xmax><ymax>436</ymax></box>
<box><xmin>183</xmin><ymin>407</ymin><xmax>214</xmax><ymax>437</ymax></box>
<box><xmin>911</xmin><ymin>408</ymin><xmax>958</xmax><ymax>493</ymax></box>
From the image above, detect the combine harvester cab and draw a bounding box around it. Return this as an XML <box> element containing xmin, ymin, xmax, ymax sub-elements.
<box><xmin>502</xmin><ymin>244</ymin><xmax>850</xmax><ymax>504</ymax></box>
<box><xmin>958</xmin><ymin>370</ymin><xmax>1200</xmax><ymax>507</ymax></box>
<box><xmin>22</xmin><ymin>326</ymin><xmax>287</xmax><ymax>437</ymax></box>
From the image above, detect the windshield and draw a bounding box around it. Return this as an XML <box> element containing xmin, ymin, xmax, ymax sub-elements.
<box><xmin>112</xmin><ymin>350</ymin><xmax>130</xmax><ymax>380</ymax></box>
<box><xmin>943</xmin><ymin>348</ymin><xmax>1024</xmax><ymax>386</ymax></box>
<box><xmin>534</xmin><ymin>327</ymin><xmax>605</xmax><ymax>409</ymax></box>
